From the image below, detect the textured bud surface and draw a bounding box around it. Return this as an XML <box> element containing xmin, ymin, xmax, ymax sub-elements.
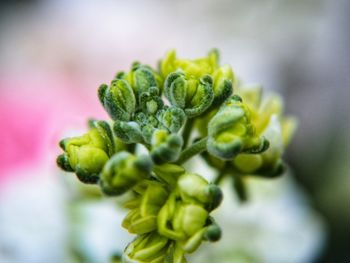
<box><xmin>56</xmin><ymin>49</ymin><xmax>296</xmax><ymax>262</ymax></box>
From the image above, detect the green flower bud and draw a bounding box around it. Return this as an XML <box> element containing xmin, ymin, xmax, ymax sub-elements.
<box><xmin>134</xmin><ymin>112</ymin><xmax>159</xmax><ymax>144</ymax></box>
<box><xmin>139</xmin><ymin>86</ymin><xmax>164</xmax><ymax>114</ymax></box>
<box><xmin>125</xmin><ymin>65</ymin><xmax>160</xmax><ymax>100</ymax></box>
<box><xmin>177</xmin><ymin>173</ymin><xmax>222</xmax><ymax>211</ymax></box>
<box><xmin>207</xmin><ymin>95</ymin><xmax>268</xmax><ymax>160</ymax></box>
<box><xmin>150</xmin><ymin>130</ymin><xmax>183</xmax><ymax>164</ymax></box>
<box><xmin>123</xmin><ymin>181</ymin><xmax>169</xmax><ymax>235</ymax></box>
<box><xmin>203</xmin><ymin>222</ymin><xmax>221</xmax><ymax>242</ymax></box>
<box><xmin>56</xmin><ymin>154</ymin><xmax>73</xmax><ymax>172</ymax></box>
<box><xmin>173</xmin><ymin>204</ymin><xmax>208</xmax><ymax>237</ymax></box>
<box><xmin>224</xmin><ymin>85</ymin><xmax>297</xmax><ymax>178</ymax></box>
<box><xmin>114</xmin><ymin>70</ymin><xmax>126</xmax><ymax>79</ymax></box>
<box><xmin>99</xmin><ymin>151</ymin><xmax>152</xmax><ymax>196</ymax></box>
<box><xmin>211</xmin><ymin>64</ymin><xmax>234</xmax><ymax>105</ymax></box>
<box><xmin>156</xmin><ymin>106</ymin><xmax>186</xmax><ymax>133</ymax></box>
<box><xmin>205</xmin><ymin>184</ymin><xmax>223</xmax><ymax>211</ymax></box>
<box><xmin>234</xmin><ymin>115</ymin><xmax>286</xmax><ymax>178</ymax></box>
<box><xmin>135</xmin><ymin>112</ymin><xmax>159</xmax><ymax>128</ymax></box>
<box><xmin>161</xmin><ymin>49</ymin><xmax>235</xmax><ymax>108</ymax></box>
<box><xmin>140</xmin><ymin>181</ymin><xmax>169</xmax><ymax>216</ymax></box>
<box><xmin>57</xmin><ymin>120</ymin><xmax>114</xmax><ymax>184</ymax></box>
<box><xmin>164</xmin><ymin>72</ymin><xmax>214</xmax><ymax>118</ymax></box>
<box><xmin>160</xmin><ymin>49</ymin><xmax>218</xmax><ymax>79</ymax></box>
<box><xmin>157</xmin><ymin>195</ymin><xmax>216</xmax><ymax>254</ymax></box>
<box><xmin>124</xmin><ymin>232</ymin><xmax>171</xmax><ymax>263</ymax></box>
<box><xmin>181</xmin><ymin>219</ymin><xmax>221</xmax><ymax>253</ymax></box>
<box><xmin>98</xmin><ymin>79</ymin><xmax>136</xmax><ymax>121</ymax></box>
<box><xmin>157</xmin><ymin>173</ymin><xmax>222</xmax><ymax>249</ymax></box>
<box><xmin>113</xmin><ymin>121</ymin><xmax>143</xmax><ymax>144</ymax></box>
<box><xmin>232</xmin><ymin>154</ymin><xmax>263</xmax><ymax>174</ymax></box>
<box><xmin>141</xmin><ymin>124</ymin><xmax>157</xmax><ymax>145</ymax></box>
<box><xmin>88</xmin><ymin>119</ymin><xmax>115</xmax><ymax>156</ymax></box>
<box><xmin>123</xmin><ymin>210</ymin><xmax>157</xmax><ymax>235</ymax></box>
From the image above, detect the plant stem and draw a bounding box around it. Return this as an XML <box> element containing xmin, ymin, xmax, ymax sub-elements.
<box><xmin>214</xmin><ymin>170</ymin><xmax>226</xmax><ymax>185</ymax></box>
<box><xmin>232</xmin><ymin>173</ymin><xmax>248</xmax><ymax>203</ymax></box>
<box><xmin>176</xmin><ymin>137</ymin><xmax>208</xmax><ymax>164</ymax></box>
<box><xmin>182</xmin><ymin>119</ymin><xmax>194</xmax><ymax>149</ymax></box>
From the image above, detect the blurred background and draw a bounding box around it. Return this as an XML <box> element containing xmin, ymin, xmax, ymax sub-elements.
<box><xmin>0</xmin><ymin>0</ymin><xmax>349</xmax><ymax>262</ymax></box>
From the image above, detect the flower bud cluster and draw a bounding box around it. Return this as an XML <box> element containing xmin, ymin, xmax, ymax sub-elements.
<box><xmin>200</xmin><ymin>85</ymin><xmax>296</xmax><ymax>179</ymax></box>
<box><xmin>123</xmin><ymin>170</ymin><xmax>222</xmax><ymax>263</ymax></box>
<box><xmin>57</xmin><ymin>50</ymin><xmax>296</xmax><ymax>261</ymax></box>
<box><xmin>57</xmin><ymin>120</ymin><xmax>114</xmax><ymax>183</ymax></box>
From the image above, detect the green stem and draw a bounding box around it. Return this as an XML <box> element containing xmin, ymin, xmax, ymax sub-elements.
<box><xmin>182</xmin><ymin>119</ymin><xmax>194</xmax><ymax>149</ymax></box>
<box><xmin>214</xmin><ymin>170</ymin><xmax>226</xmax><ymax>185</ymax></box>
<box><xmin>176</xmin><ymin>137</ymin><xmax>208</xmax><ymax>164</ymax></box>
<box><xmin>232</xmin><ymin>173</ymin><xmax>248</xmax><ymax>203</ymax></box>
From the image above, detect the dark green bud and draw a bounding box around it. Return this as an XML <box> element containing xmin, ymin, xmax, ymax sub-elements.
<box><xmin>134</xmin><ymin>112</ymin><xmax>159</xmax><ymax>144</ymax></box>
<box><xmin>211</xmin><ymin>65</ymin><xmax>234</xmax><ymax>105</ymax></box>
<box><xmin>205</xmin><ymin>184</ymin><xmax>223</xmax><ymax>211</ymax></box>
<box><xmin>132</xmin><ymin>66</ymin><xmax>159</xmax><ymax>97</ymax></box>
<box><xmin>164</xmin><ymin>72</ymin><xmax>214</xmax><ymax>118</ymax></box>
<box><xmin>56</xmin><ymin>154</ymin><xmax>73</xmax><ymax>172</ymax></box>
<box><xmin>150</xmin><ymin>130</ymin><xmax>183</xmax><ymax>164</ymax></box>
<box><xmin>99</xmin><ymin>79</ymin><xmax>136</xmax><ymax>121</ymax></box>
<box><xmin>97</xmin><ymin>83</ymin><xmax>108</xmax><ymax>106</ymax></box>
<box><xmin>139</xmin><ymin>86</ymin><xmax>164</xmax><ymax>114</ymax></box>
<box><xmin>247</xmin><ymin>137</ymin><xmax>270</xmax><ymax>154</ymax></box>
<box><xmin>207</xmin><ymin>136</ymin><xmax>243</xmax><ymax>160</ymax></box>
<box><xmin>115</xmin><ymin>71</ymin><xmax>126</xmax><ymax>79</ymax></box>
<box><xmin>156</xmin><ymin>106</ymin><xmax>186</xmax><ymax>133</ymax></box>
<box><xmin>204</xmin><ymin>224</ymin><xmax>221</xmax><ymax>242</ymax></box>
<box><xmin>141</xmin><ymin>124</ymin><xmax>157</xmax><ymax>145</ymax></box>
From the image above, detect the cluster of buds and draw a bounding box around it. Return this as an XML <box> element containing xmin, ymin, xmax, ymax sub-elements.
<box><xmin>57</xmin><ymin>49</ymin><xmax>295</xmax><ymax>262</ymax></box>
<box><xmin>122</xmin><ymin>168</ymin><xmax>222</xmax><ymax>262</ymax></box>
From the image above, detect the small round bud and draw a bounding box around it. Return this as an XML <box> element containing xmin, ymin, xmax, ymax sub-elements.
<box><xmin>205</xmin><ymin>184</ymin><xmax>223</xmax><ymax>211</ymax></box>
<box><xmin>204</xmin><ymin>224</ymin><xmax>221</xmax><ymax>242</ymax></box>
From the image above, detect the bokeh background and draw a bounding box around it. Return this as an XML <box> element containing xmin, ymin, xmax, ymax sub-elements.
<box><xmin>0</xmin><ymin>0</ymin><xmax>349</xmax><ymax>262</ymax></box>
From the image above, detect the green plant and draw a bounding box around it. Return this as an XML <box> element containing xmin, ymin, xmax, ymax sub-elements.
<box><xmin>57</xmin><ymin>49</ymin><xmax>296</xmax><ymax>262</ymax></box>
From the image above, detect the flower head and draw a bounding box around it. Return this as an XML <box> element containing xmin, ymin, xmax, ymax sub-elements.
<box><xmin>56</xmin><ymin>49</ymin><xmax>296</xmax><ymax>262</ymax></box>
